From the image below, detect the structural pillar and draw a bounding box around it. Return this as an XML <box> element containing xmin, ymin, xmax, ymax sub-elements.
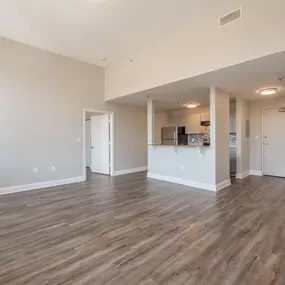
<box><xmin>147</xmin><ymin>99</ymin><xmax>155</xmax><ymax>145</ymax></box>
<box><xmin>210</xmin><ymin>86</ymin><xmax>231</xmax><ymax>189</ymax></box>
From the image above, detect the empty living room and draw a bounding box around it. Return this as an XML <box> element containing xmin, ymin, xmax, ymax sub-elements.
<box><xmin>1</xmin><ymin>1</ymin><xmax>285</xmax><ymax>284</ymax></box>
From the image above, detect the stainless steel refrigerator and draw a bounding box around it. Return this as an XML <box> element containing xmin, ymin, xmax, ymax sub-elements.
<box><xmin>161</xmin><ymin>126</ymin><xmax>186</xmax><ymax>145</ymax></box>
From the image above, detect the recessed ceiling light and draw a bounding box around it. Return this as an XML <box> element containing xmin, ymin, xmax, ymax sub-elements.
<box><xmin>100</xmin><ymin>57</ymin><xmax>107</xmax><ymax>61</ymax></box>
<box><xmin>185</xmin><ymin>103</ymin><xmax>197</xmax><ymax>108</ymax></box>
<box><xmin>259</xmin><ymin>88</ymin><xmax>278</xmax><ymax>96</ymax></box>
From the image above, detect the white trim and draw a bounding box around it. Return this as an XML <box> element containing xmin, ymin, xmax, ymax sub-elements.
<box><xmin>148</xmin><ymin>173</ymin><xmax>212</xmax><ymax>191</ymax></box>
<box><xmin>0</xmin><ymin>176</ymin><xmax>84</xmax><ymax>196</ymax></box>
<box><xmin>216</xmin><ymin>179</ymin><xmax>232</xmax><ymax>191</ymax></box>
<box><xmin>148</xmin><ymin>173</ymin><xmax>231</xmax><ymax>192</ymax></box>
<box><xmin>83</xmin><ymin>109</ymin><xmax>114</xmax><ymax>180</ymax></box>
<box><xmin>236</xmin><ymin>170</ymin><xmax>250</xmax><ymax>180</ymax></box>
<box><xmin>112</xmin><ymin>167</ymin><xmax>148</xmax><ymax>176</ymax></box>
<box><xmin>250</xmin><ymin>170</ymin><xmax>263</xmax><ymax>176</ymax></box>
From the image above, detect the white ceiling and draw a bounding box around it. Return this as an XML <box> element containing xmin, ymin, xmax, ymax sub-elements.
<box><xmin>110</xmin><ymin>50</ymin><xmax>285</xmax><ymax>109</ymax></box>
<box><xmin>0</xmin><ymin>0</ymin><xmax>216</xmax><ymax>66</ymax></box>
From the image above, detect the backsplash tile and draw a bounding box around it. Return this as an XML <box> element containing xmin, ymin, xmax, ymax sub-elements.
<box><xmin>186</xmin><ymin>131</ymin><xmax>236</xmax><ymax>145</ymax></box>
<box><xmin>187</xmin><ymin>134</ymin><xmax>204</xmax><ymax>144</ymax></box>
<box><xmin>230</xmin><ymin>133</ymin><xmax>236</xmax><ymax>146</ymax></box>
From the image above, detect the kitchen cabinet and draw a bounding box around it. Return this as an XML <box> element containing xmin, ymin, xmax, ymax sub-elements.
<box><xmin>201</xmin><ymin>113</ymin><xmax>210</xmax><ymax>121</ymax></box>
<box><xmin>186</xmin><ymin>113</ymin><xmax>201</xmax><ymax>134</ymax></box>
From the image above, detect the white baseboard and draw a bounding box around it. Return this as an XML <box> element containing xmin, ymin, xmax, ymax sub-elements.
<box><xmin>148</xmin><ymin>173</ymin><xmax>215</xmax><ymax>191</ymax></box>
<box><xmin>236</xmin><ymin>170</ymin><xmax>250</xmax><ymax>180</ymax></box>
<box><xmin>112</xmin><ymin>166</ymin><xmax>148</xmax><ymax>176</ymax></box>
<box><xmin>0</xmin><ymin>176</ymin><xmax>85</xmax><ymax>196</ymax></box>
<box><xmin>148</xmin><ymin>173</ymin><xmax>231</xmax><ymax>192</ymax></box>
<box><xmin>216</xmin><ymin>179</ymin><xmax>232</xmax><ymax>191</ymax></box>
<box><xmin>250</xmin><ymin>170</ymin><xmax>263</xmax><ymax>176</ymax></box>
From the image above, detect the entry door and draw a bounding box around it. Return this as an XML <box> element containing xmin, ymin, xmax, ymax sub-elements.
<box><xmin>263</xmin><ymin>109</ymin><xmax>285</xmax><ymax>177</ymax></box>
<box><xmin>90</xmin><ymin>114</ymin><xmax>110</xmax><ymax>175</ymax></box>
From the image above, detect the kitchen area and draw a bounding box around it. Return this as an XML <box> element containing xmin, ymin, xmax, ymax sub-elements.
<box><xmin>147</xmin><ymin>87</ymin><xmax>232</xmax><ymax>192</ymax></box>
<box><xmin>157</xmin><ymin>105</ymin><xmax>211</xmax><ymax>147</ymax></box>
<box><xmin>152</xmin><ymin>99</ymin><xmax>237</xmax><ymax>178</ymax></box>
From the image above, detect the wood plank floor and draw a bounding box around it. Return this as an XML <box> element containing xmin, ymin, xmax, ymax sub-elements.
<box><xmin>1</xmin><ymin>172</ymin><xmax>285</xmax><ymax>285</ymax></box>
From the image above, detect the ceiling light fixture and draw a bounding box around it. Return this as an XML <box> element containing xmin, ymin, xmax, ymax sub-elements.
<box><xmin>185</xmin><ymin>103</ymin><xmax>197</xmax><ymax>108</ymax></box>
<box><xmin>259</xmin><ymin>88</ymin><xmax>278</xmax><ymax>96</ymax></box>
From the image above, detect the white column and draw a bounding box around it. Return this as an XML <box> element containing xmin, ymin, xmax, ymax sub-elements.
<box><xmin>210</xmin><ymin>86</ymin><xmax>230</xmax><ymax>187</ymax></box>
<box><xmin>236</xmin><ymin>98</ymin><xmax>250</xmax><ymax>177</ymax></box>
<box><xmin>147</xmin><ymin>99</ymin><xmax>155</xmax><ymax>145</ymax></box>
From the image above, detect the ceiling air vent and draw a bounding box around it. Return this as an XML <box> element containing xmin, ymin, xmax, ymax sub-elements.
<box><xmin>219</xmin><ymin>8</ymin><xmax>242</xmax><ymax>27</ymax></box>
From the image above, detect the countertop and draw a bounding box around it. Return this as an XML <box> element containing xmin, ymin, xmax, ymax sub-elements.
<box><xmin>148</xmin><ymin>144</ymin><xmax>211</xmax><ymax>148</ymax></box>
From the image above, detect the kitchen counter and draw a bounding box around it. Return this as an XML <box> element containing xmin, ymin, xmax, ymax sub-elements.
<box><xmin>149</xmin><ymin>144</ymin><xmax>211</xmax><ymax>148</ymax></box>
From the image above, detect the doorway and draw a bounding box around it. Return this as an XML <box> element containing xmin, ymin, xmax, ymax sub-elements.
<box><xmin>83</xmin><ymin>109</ymin><xmax>114</xmax><ymax>181</ymax></box>
<box><xmin>262</xmin><ymin>108</ymin><xmax>285</xmax><ymax>177</ymax></box>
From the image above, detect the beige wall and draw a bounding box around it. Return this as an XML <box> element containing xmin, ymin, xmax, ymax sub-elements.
<box><xmin>249</xmin><ymin>96</ymin><xmax>285</xmax><ymax>172</ymax></box>
<box><xmin>106</xmin><ymin>0</ymin><xmax>285</xmax><ymax>100</ymax></box>
<box><xmin>0</xmin><ymin>39</ymin><xmax>147</xmax><ymax>188</ymax></box>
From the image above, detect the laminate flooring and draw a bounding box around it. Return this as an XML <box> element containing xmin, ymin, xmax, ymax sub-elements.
<box><xmin>1</xmin><ymin>172</ymin><xmax>285</xmax><ymax>285</ymax></box>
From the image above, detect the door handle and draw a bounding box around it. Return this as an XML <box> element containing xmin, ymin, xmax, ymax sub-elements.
<box><xmin>91</xmin><ymin>146</ymin><xmax>94</xmax><ymax>149</ymax></box>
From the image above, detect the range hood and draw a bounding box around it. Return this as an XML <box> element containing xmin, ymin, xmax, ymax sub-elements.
<box><xmin>201</xmin><ymin>121</ymin><xmax>210</xmax><ymax>127</ymax></box>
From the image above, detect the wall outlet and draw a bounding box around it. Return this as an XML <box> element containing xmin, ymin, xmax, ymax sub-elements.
<box><xmin>77</xmin><ymin>137</ymin><xmax>81</xmax><ymax>142</ymax></box>
<box><xmin>33</xmin><ymin>168</ymin><xmax>39</xmax><ymax>173</ymax></box>
<box><xmin>52</xmin><ymin>166</ymin><xmax>56</xmax><ymax>172</ymax></box>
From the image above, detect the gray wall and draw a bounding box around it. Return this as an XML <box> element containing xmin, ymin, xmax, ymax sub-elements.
<box><xmin>249</xmin><ymin>96</ymin><xmax>285</xmax><ymax>172</ymax></box>
<box><xmin>0</xmin><ymin>39</ymin><xmax>147</xmax><ymax>188</ymax></box>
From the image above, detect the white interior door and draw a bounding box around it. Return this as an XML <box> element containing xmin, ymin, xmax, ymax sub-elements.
<box><xmin>263</xmin><ymin>109</ymin><xmax>285</xmax><ymax>177</ymax></box>
<box><xmin>91</xmin><ymin>114</ymin><xmax>110</xmax><ymax>175</ymax></box>
<box><xmin>85</xmin><ymin>120</ymin><xmax>91</xmax><ymax>167</ymax></box>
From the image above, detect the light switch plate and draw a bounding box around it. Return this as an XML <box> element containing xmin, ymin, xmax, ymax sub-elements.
<box><xmin>52</xmin><ymin>166</ymin><xmax>56</xmax><ymax>172</ymax></box>
<box><xmin>77</xmin><ymin>137</ymin><xmax>81</xmax><ymax>142</ymax></box>
<box><xmin>33</xmin><ymin>168</ymin><xmax>39</xmax><ymax>173</ymax></box>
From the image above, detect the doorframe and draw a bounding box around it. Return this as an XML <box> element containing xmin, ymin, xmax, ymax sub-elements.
<box><xmin>82</xmin><ymin>109</ymin><xmax>114</xmax><ymax>181</ymax></box>
<box><xmin>261</xmin><ymin>108</ymin><xmax>280</xmax><ymax>175</ymax></box>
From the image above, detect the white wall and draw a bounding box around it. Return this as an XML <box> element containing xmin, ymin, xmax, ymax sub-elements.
<box><xmin>106</xmin><ymin>0</ymin><xmax>285</xmax><ymax>100</ymax></box>
<box><xmin>236</xmin><ymin>99</ymin><xmax>250</xmax><ymax>175</ymax></box>
<box><xmin>85</xmin><ymin>120</ymin><xmax>91</xmax><ymax>167</ymax></box>
<box><xmin>0</xmin><ymin>39</ymin><xmax>147</xmax><ymax>188</ymax></box>
<box><xmin>249</xmin><ymin>96</ymin><xmax>285</xmax><ymax>172</ymax></box>
<box><xmin>154</xmin><ymin>110</ymin><xmax>169</xmax><ymax>144</ymax></box>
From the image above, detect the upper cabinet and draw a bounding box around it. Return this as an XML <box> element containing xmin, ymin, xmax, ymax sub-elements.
<box><xmin>201</xmin><ymin>113</ymin><xmax>210</xmax><ymax>121</ymax></box>
<box><xmin>186</xmin><ymin>113</ymin><xmax>201</xmax><ymax>134</ymax></box>
<box><xmin>168</xmin><ymin>107</ymin><xmax>210</xmax><ymax>134</ymax></box>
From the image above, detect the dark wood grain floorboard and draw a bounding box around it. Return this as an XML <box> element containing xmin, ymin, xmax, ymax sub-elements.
<box><xmin>0</xmin><ymin>172</ymin><xmax>285</xmax><ymax>284</ymax></box>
